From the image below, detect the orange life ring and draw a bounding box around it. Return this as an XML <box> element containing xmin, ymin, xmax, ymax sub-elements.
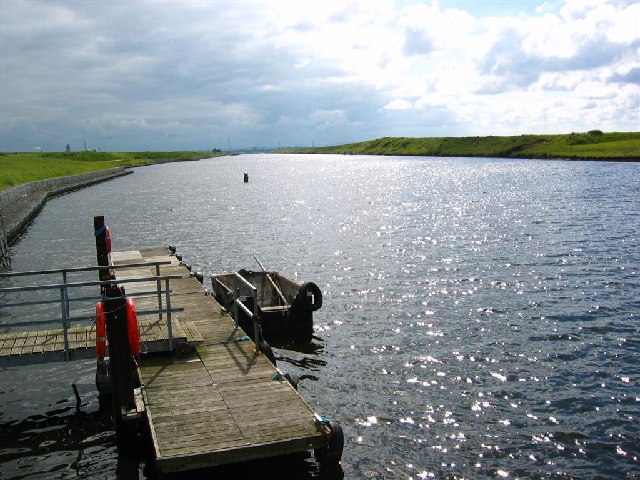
<box><xmin>126</xmin><ymin>297</ymin><xmax>140</xmax><ymax>356</ymax></box>
<box><xmin>105</xmin><ymin>226</ymin><xmax>112</xmax><ymax>254</ymax></box>
<box><xmin>95</xmin><ymin>301</ymin><xmax>107</xmax><ymax>360</ymax></box>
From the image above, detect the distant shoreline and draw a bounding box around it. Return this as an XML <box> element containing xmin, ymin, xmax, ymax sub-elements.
<box><xmin>278</xmin><ymin>131</ymin><xmax>640</xmax><ymax>162</ymax></box>
<box><xmin>0</xmin><ymin>151</ymin><xmax>231</xmax><ymax>192</ymax></box>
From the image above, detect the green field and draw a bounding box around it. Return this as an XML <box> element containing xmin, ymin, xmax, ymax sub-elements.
<box><xmin>0</xmin><ymin>151</ymin><xmax>222</xmax><ymax>191</ymax></box>
<box><xmin>279</xmin><ymin>131</ymin><xmax>640</xmax><ymax>160</ymax></box>
<box><xmin>2</xmin><ymin>132</ymin><xmax>638</xmax><ymax>191</ymax></box>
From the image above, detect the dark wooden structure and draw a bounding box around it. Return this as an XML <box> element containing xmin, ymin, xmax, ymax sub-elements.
<box><xmin>0</xmin><ymin>217</ymin><xmax>343</xmax><ymax>473</ymax></box>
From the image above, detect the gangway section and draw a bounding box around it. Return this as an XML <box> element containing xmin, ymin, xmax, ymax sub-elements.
<box><xmin>0</xmin><ymin>261</ymin><xmax>197</xmax><ymax>367</ymax></box>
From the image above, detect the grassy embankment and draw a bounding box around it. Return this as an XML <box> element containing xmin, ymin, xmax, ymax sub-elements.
<box><xmin>0</xmin><ymin>151</ymin><xmax>223</xmax><ymax>191</ymax></box>
<box><xmin>279</xmin><ymin>131</ymin><xmax>640</xmax><ymax>161</ymax></box>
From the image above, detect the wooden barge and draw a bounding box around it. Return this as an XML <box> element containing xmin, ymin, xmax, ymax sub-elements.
<box><xmin>211</xmin><ymin>268</ymin><xmax>322</xmax><ymax>338</ymax></box>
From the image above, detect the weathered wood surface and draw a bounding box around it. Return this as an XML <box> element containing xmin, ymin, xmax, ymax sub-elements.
<box><xmin>0</xmin><ymin>319</ymin><xmax>193</xmax><ymax>367</ymax></box>
<box><xmin>0</xmin><ymin>248</ymin><xmax>201</xmax><ymax>366</ymax></box>
<box><xmin>125</xmin><ymin>248</ymin><xmax>328</xmax><ymax>473</ymax></box>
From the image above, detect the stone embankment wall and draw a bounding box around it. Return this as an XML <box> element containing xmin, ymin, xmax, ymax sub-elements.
<box><xmin>0</xmin><ymin>167</ymin><xmax>127</xmax><ymax>210</ymax></box>
<box><xmin>0</xmin><ymin>167</ymin><xmax>130</xmax><ymax>248</ymax></box>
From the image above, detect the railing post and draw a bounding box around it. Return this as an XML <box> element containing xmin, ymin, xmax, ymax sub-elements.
<box><xmin>235</xmin><ymin>287</ymin><xmax>240</xmax><ymax>327</ymax></box>
<box><xmin>251</xmin><ymin>286</ymin><xmax>260</xmax><ymax>352</ymax></box>
<box><xmin>156</xmin><ymin>263</ymin><xmax>163</xmax><ymax>321</ymax></box>
<box><xmin>252</xmin><ymin>287</ymin><xmax>258</xmax><ymax>317</ymax></box>
<box><xmin>253</xmin><ymin>318</ymin><xmax>260</xmax><ymax>352</ymax></box>
<box><xmin>62</xmin><ymin>270</ymin><xmax>71</xmax><ymax>360</ymax></box>
<box><xmin>62</xmin><ymin>270</ymin><xmax>70</xmax><ymax>327</ymax></box>
<box><xmin>165</xmin><ymin>277</ymin><xmax>173</xmax><ymax>351</ymax></box>
<box><xmin>233</xmin><ymin>273</ymin><xmax>262</xmax><ymax>351</ymax></box>
<box><xmin>60</xmin><ymin>286</ymin><xmax>70</xmax><ymax>360</ymax></box>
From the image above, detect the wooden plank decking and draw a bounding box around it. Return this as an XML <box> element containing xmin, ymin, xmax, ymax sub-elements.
<box><xmin>0</xmin><ymin>250</ymin><xmax>200</xmax><ymax>367</ymax></box>
<box><xmin>0</xmin><ymin>319</ymin><xmax>196</xmax><ymax>367</ymax></box>
<box><xmin>114</xmin><ymin>248</ymin><xmax>329</xmax><ymax>473</ymax></box>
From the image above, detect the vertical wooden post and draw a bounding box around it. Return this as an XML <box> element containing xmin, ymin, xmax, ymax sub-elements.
<box><xmin>105</xmin><ymin>288</ymin><xmax>136</xmax><ymax>417</ymax></box>
<box><xmin>94</xmin><ymin>216</ymin><xmax>136</xmax><ymax>442</ymax></box>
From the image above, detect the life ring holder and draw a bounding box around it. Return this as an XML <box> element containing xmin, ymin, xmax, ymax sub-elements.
<box><xmin>95</xmin><ymin>301</ymin><xmax>107</xmax><ymax>361</ymax></box>
<box><xmin>105</xmin><ymin>226</ymin><xmax>112</xmax><ymax>254</ymax></box>
<box><xmin>126</xmin><ymin>297</ymin><xmax>140</xmax><ymax>356</ymax></box>
<box><xmin>95</xmin><ymin>297</ymin><xmax>141</xmax><ymax>358</ymax></box>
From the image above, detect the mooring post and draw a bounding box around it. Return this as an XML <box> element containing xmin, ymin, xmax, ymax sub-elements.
<box><xmin>104</xmin><ymin>286</ymin><xmax>136</xmax><ymax>414</ymax></box>
<box><xmin>94</xmin><ymin>216</ymin><xmax>137</xmax><ymax>445</ymax></box>
<box><xmin>94</xmin><ymin>216</ymin><xmax>113</xmax><ymax>288</ymax></box>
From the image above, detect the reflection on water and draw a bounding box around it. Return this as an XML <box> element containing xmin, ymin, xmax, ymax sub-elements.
<box><xmin>1</xmin><ymin>155</ymin><xmax>639</xmax><ymax>478</ymax></box>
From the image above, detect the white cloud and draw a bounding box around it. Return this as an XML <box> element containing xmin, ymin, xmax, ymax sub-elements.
<box><xmin>310</xmin><ymin>109</ymin><xmax>348</xmax><ymax>128</ymax></box>
<box><xmin>0</xmin><ymin>0</ymin><xmax>638</xmax><ymax>151</ymax></box>
<box><xmin>384</xmin><ymin>99</ymin><xmax>413</xmax><ymax>110</ymax></box>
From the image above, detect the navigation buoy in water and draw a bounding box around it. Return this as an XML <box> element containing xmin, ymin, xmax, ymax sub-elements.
<box><xmin>244</xmin><ymin>172</ymin><xmax>249</xmax><ymax>183</ymax></box>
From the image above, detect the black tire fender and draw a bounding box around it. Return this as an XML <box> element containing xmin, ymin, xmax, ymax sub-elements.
<box><xmin>284</xmin><ymin>372</ymin><xmax>300</xmax><ymax>390</ymax></box>
<box><xmin>314</xmin><ymin>420</ymin><xmax>344</xmax><ymax>465</ymax></box>
<box><xmin>259</xmin><ymin>340</ymin><xmax>277</xmax><ymax>366</ymax></box>
<box><xmin>295</xmin><ymin>282</ymin><xmax>323</xmax><ymax>311</ymax></box>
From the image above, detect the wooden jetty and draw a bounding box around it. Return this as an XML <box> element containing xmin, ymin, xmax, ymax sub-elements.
<box><xmin>0</xmin><ymin>216</ymin><xmax>342</xmax><ymax>474</ymax></box>
<box><xmin>114</xmin><ymin>247</ymin><xmax>339</xmax><ymax>472</ymax></box>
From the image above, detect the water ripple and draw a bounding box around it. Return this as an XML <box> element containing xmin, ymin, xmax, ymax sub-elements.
<box><xmin>2</xmin><ymin>155</ymin><xmax>639</xmax><ymax>479</ymax></box>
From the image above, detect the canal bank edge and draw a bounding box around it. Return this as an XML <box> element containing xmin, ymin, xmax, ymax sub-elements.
<box><xmin>0</xmin><ymin>167</ymin><xmax>131</xmax><ymax>246</ymax></box>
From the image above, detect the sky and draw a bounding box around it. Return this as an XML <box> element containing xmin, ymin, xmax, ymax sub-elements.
<box><xmin>0</xmin><ymin>0</ymin><xmax>638</xmax><ymax>152</ymax></box>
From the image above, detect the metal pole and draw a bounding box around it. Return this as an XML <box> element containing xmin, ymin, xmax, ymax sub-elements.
<box><xmin>252</xmin><ymin>287</ymin><xmax>258</xmax><ymax>317</ymax></box>
<box><xmin>165</xmin><ymin>278</ymin><xmax>173</xmax><ymax>351</ymax></box>
<box><xmin>252</xmin><ymin>286</ymin><xmax>259</xmax><ymax>351</ymax></box>
<box><xmin>62</xmin><ymin>270</ymin><xmax>70</xmax><ymax>327</ymax></box>
<box><xmin>156</xmin><ymin>264</ymin><xmax>163</xmax><ymax>320</ymax></box>
<box><xmin>235</xmin><ymin>288</ymin><xmax>240</xmax><ymax>327</ymax></box>
<box><xmin>235</xmin><ymin>298</ymin><xmax>259</xmax><ymax>350</ymax></box>
<box><xmin>253</xmin><ymin>317</ymin><xmax>260</xmax><ymax>352</ymax></box>
<box><xmin>60</xmin><ymin>286</ymin><xmax>69</xmax><ymax>360</ymax></box>
<box><xmin>62</xmin><ymin>271</ymin><xmax>71</xmax><ymax>360</ymax></box>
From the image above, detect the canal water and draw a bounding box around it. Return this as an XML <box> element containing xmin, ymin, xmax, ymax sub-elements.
<box><xmin>1</xmin><ymin>154</ymin><xmax>638</xmax><ymax>479</ymax></box>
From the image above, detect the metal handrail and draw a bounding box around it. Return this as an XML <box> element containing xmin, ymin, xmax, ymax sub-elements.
<box><xmin>0</xmin><ymin>266</ymin><xmax>183</xmax><ymax>359</ymax></box>
<box><xmin>234</xmin><ymin>296</ymin><xmax>261</xmax><ymax>352</ymax></box>
<box><xmin>4</xmin><ymin>306</ymin><xmax>184</xmax><ymax>329</ymax></box>
<box><xmin>0</xmin><ymin>288</ymin><xmax>170</xmax><ymax>308</ymax></box>
<box><xmin>0</xmin><ymin>274</ymin><xmax>181</xmax><ymax>293</ymax></box>
<box><xmin>0</xmin><ymin>260</ymin><xmax>172</xmax><ymax>278</ymax></box>
<box><xmin>233</xmin><ymin>272</ymin><xmax>261</xmax><ymax>351</ymax></box>
<box><xmin>233</xmin><ymin>271</ymin><xmax>258</xmax><ymax>324</ymax></box>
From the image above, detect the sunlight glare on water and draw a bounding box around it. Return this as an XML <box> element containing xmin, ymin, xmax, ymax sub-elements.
<box><xmin>1</xmin><ymin>154</ymin><xmax>639</xmax><ymax>479</ymax></box>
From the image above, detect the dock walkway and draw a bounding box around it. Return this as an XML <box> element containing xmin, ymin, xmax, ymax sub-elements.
<box><xmin>0</xmin><ymin>253</ymin><xmax>196</xmax><ymax>367</ymax></box>
<box><xmin>114</xmin><ymin>248</ymin><xmax>331</xmax><ymax>473</ymax></box>
<box><xmin>0</xmin><ymin>318</ymin><xmax>194</xmax><ymax>367</ymax></box>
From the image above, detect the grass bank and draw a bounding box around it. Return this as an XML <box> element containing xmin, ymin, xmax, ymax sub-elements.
<box><xmin>279</xmin><ymin>131</ymin><xmax>640</xmax><ymax>161</ymax></box>
<box><xmin>0</xmin><ymin>151</ymin><xmax>226</xmax><ymax>191</ymax></box>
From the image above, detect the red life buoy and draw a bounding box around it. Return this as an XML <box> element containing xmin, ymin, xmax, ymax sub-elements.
<box><xmin>95</xmin><ymin>301</ymin><xmax>107</xmax><ymax>360</ymax></box>
<box><xmin>126</xmin><ymin>297</ymin><xmax>140</xmax><ymax>356</ymax></box>
<box><xmin>105</xmin><ymin>226</ymin><xmax>112</xmax><ymax>254</ymax></box>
